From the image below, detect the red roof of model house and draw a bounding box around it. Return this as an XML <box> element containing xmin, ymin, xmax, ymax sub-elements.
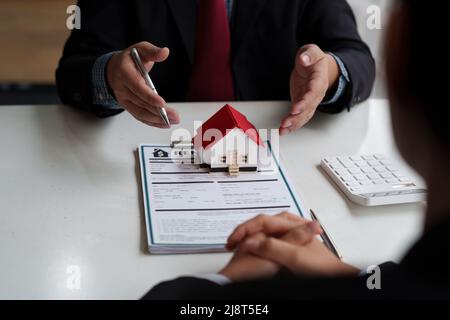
<box><xmin>193</xmin><ymin>104</ymin><xmax>264</xmax><ymax>150</ymax></box>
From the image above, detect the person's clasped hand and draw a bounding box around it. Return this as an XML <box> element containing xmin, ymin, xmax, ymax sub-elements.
<box><xmin>281</xmin><ymin>44</ymin><xmax>340</xmax><ymax>135</ymax></box>
<box><xmin>106</xmin><ymin>41</ymin><xmax>180</xmax><ymax>128</ymax></box>
<box><xmin>220</xmin><ymin>213</ymin><xmax>358</xmax><ymax>282</ymax></box>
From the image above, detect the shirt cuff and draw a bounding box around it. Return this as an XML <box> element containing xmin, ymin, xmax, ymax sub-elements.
<box><xmin>195</xmin><ymin>273</ymin><xmax>232</xmax><ymax>286</ymax></box>
<box><xmin>92</xmin><ymin>51</ymin><xmax>123</xmax><ymax>109</ymax></box>
<box><xmin>320</xmin><ymin>52</ymin><xmax>350</xmax><ymax>105</ymax></box>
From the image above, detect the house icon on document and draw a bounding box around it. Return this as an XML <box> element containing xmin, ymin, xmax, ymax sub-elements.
<box><xmin>153</xmin><ymin>148</ymin><xmax>169</xmax><ymax>158</ymax></box>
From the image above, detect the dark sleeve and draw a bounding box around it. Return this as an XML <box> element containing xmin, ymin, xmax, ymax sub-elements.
<box><xmin>378</xmin><ymin>262</ymin><xmax>398</xmax><ymax>274</ymax></box>
<box><xmin>300</xmin><ymin>0</ymin><xmax>376</xmax><ymax>113</ymax></box>
<box><xmin>142</xmin><ymin>271</ymin><xmax>394</xmax><ymax>300</ymax></box>
<box><xmin>55</xmin><ymin>0</ymin><xmax>129</xmax><ymax>117</ymax></box>
<box><xmin>142</xmin><ymin>277</ymin><xmax>223</xmax><ymax>300</ymax></box>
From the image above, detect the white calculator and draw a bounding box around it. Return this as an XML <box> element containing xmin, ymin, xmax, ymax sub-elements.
<box><xmin>321</xmin><ymin>155</ymin><xmax>426</xmax><ymax>206</ymax></box>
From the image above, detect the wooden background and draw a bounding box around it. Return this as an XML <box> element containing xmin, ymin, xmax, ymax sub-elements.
<box><xmin>0</xmin><ymin>0</ymin><xmax>73</xmax><ymax>83</ymax></box>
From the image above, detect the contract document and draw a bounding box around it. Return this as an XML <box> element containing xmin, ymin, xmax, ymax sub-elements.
<box><xmin>138</xmin><ymin>143</ymin><xmax>309</xmax><ymax>254</ymax></box>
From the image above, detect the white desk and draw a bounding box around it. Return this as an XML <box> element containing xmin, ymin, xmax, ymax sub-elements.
<box><xmin>0</xmin><ymin>100</ymin><xmax>424</xmax><ymax>299</ymax></box>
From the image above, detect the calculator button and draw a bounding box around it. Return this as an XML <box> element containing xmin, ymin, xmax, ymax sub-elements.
<box><xmin>394</xmin><ymin>172</ymin><xmax>406</xmax><ymax>178</ymax></box>
<box><xmin>338</xmin><ymin>171</ymin><xmax>352</xmax><ymax>178</ymax></box>
<box><xmin>346</xmin><ymin>182</ymin><xmax>360</xmax><ymax>188</ymax></box>
<box><xmin>374</xmin><ymin>154</ymin><xmax>386</xmax><ymax>160</ymax></box>
<box><xmin>374</xmin><ymin>166</ymin><xmax>387</xmax><ymax>173</ymax></box>
<box><xmin>372</xmin><ymin>179</ymin><xmax>385</xmax><ymax>185</ymax></box>
<box><xmin>387</xmin><ymin>166</ymin><xmax>399</xmax><ymax>172</ymax></box>
<box><xmin>362</xmin><ymin>155</ymin><xmax>375</xmax><ymax>160</ymax></box>
<box><xmin>355</xmin><ymin>161</ymin><xmax>366</xmax><ymax>167</ymax></box>
<box><xmin>342</xmin><ymin>162</ymin><xmax>356</xmax><ymax>169</ymax></box>
<box><xmin>350</xmin><ymin>156</ymin><xmax>362</xmax><ymax>161</ymax></box>
<box><xmin>380</xmin><ymin>173</ymin><xmax>394</xmax><ymax>179</ymax></box>
<box><xmin>362</xmin><ymin>168</ymin><xmax>375</xmax><ymax>174</ymax></box>
<box><xmin>340</xmin><ymin>175</ymin><xmax>353</xmax><ymax>182</ymax></box>
<box><xmin>386</xmin><ymin>178</ymin><xmax>399</xmax><ymax>184</ymax></box>
<box><xmin>329</xmin><ymin>161</ymin><xmax>342</xmax><ymax>169</ymax></box>
<box><xmin>348</xmin><ymin>168</ymin><xmax>361</xmax><ymax>174</ymax></box>
<box><xmin>337</xmin><ymin>157</ymin><xmax>351</xmax><ymax>164</ymax></box>
<box><xmin>368</xmin><ymin>160</ymin><xmax>380</xmax><ymax>166</ymax></box>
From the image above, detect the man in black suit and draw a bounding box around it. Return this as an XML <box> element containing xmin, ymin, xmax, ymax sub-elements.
<box><xmin>56</xmin><ymin>0</ymin><xmax>375</xmax><ymax>134</ymax></box>
<box><xmin>144</xmin><ymin>0</ymin><xmax>450</xmax><ymax>299</ymax></box>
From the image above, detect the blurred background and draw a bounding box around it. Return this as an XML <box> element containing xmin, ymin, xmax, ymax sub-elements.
<box><xmin>0</xmin><ymin>0</ymin><xmax>392</xmax><ymax>106</ymax></box>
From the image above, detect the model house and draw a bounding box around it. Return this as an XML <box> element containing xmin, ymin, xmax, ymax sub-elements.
<box><xmin>193</xmin><ymin>104</ymin><xmax>264</xmax><ymax>176</ymax></box>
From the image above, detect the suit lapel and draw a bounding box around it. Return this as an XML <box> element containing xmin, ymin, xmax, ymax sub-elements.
<box><xmin>166</xmin><ymin>0</ymin><xmax>197</xmax><ymax>63</ymax></box>
<box><xmin>232</xmin><ymin>0</ymin><xmax>269</xmax><ymax>57</ymax></box>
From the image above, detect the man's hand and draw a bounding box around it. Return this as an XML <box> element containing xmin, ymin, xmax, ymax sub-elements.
<box><xmin>219</xmin><ymin>213</ymin><xmax>321</xmax><ymax>282</ymax></box>
<box><xmin>106</xmin><ymin>42</ymin><xmax>180</xmax><ymax>128</ymax></box>
<box><xmin>280</xmin><ymin>44</ymin><xmax>340</xmax><ymax>135</ymax></box>
<box><xmin>241</xmin><ymin>224</ymin><xmax>359</xmax><ymax>277</ymax></box>
<box><xmin>220</xmin><ymin>212</ymin><xmax>358</xmax><ymax>282</ymax></box>
<box><xmin>242</xmin><ymin>233</ymin><xmax>358</xmax><ymax>277</ymax></box>
<box><xmin>226</xmin><ymin>212</ymin><xmax>311</xmax><ymax>251</ymax></box>
<box><xmin>219</xmin><ymin>233</ymin><xmax>280</xmax><ymax>283</ymax></box>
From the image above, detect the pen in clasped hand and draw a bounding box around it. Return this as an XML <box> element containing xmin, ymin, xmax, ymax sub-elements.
<box><xmin>310</xmin><ymin>209</ymin><xmax>343</xmax><ymax>260</ymax></box>
<box><xmin>131</xmin><ymin>47</ymin><xmax>171</xmax><ymax>127</ymax></box>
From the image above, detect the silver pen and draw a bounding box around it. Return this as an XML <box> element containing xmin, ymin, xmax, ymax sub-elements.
<box><xmin>310</xmin><ymin>209</ymin><xmax>343</xmax><ymax>260</ymax></box>
<box><xmin>131</xmin><ymin>47</ymin><xmax>170</xmax><ymax>127</ymax></box>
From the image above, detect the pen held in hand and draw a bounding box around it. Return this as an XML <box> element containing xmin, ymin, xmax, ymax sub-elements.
<box><xmin>310</xmin><ymin>209</ymin><xmax>343</xmax><ymax>260</ymax></box>
<box><xmin>131</xmin><ymin>47</ymin><xmax>171</xmax><ymax>127</ymax></box>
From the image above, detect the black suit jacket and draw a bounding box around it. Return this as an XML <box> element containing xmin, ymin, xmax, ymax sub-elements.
<box><xmin>144</xmin><ymin>218</ymin><xmax>450</xmax><ymax>300</ymax></box>
<box><xmin>56</xmin><ymin>0</ymin><xmax>375</xmax><ymax>117</ymax></box>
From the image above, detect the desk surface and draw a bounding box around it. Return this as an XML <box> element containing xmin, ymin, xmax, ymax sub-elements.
<box><xmin>0</xmin><ymin>100</ymin><xmax>424</xmax><ymax>299</ymax></box>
